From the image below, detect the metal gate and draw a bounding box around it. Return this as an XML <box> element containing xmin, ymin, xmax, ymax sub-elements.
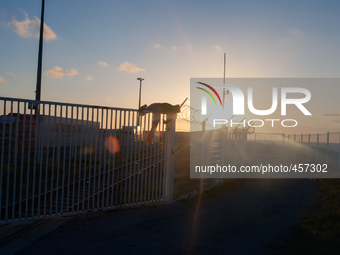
<box><xmin>0</xmin><ymin>97</ymin><xmax>175</xmax><ymax>224</ymax></box>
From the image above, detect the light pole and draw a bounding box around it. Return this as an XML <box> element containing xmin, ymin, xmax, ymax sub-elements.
<box><xmin>36</xmin><ymin>0</ymin><xmax>45</xmax><ymax>103</ymax></box>
<box><xmin>137</xmin><ymin>77</ymin><xmax>144</xmax><ymax>126</ymax></box>
<box><xmin>34</xmin><ymin>0</ymin><xmax>45</xmax><ymax>114</ymax></box>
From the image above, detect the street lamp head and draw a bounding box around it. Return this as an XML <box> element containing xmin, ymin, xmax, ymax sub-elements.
<box><xmin>137</xmin><ymin>77</ymin><xmax>144</xmax><ymax>81</ymax></box>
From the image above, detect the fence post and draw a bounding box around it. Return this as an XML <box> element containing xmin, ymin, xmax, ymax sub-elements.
<box><xmin>316</xmin><ymin>133</ymin><xmax>319</xmax><ymax>164</ymax></box>
<box><xmin>326</xmin><ymin>132</ymin><xmax>329</xmax><ymax>165</ymax></box>
<box><xmin>300</xmin><ymin>134</ymin><xmax>303</xmax><ymax>159</ymax></box>
<box><xmin>243</xmin><ymin>130</ymin><xmax>247</xmax><ymax>165</ymax></box>
<box><xmin>287</xmin><ymin>134</ymin><xmax>290</xmax><ymax>157</ymax></box>
<box><xmin>293</xmin><ymin>134</ymin><xmax>296</xmax><ymax>159</ymax></box>
<box><xmin>164</xmin><ymin>113</ymin><xmax>176</xmax><ymax>204</ymax></box>
<box><xmin>308</xmin><ymin>134</ymin><xmax>311</xmax><ymax>162</ymax></box>
<box><xmin>338</xmin><ymin>132</ymin><xmax>340</xmax><ymax>171</ymax></box>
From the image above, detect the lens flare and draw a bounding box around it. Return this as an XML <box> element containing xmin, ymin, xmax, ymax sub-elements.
<box><xmin>144</xmin><ymin>130</ymin><xmax>164</xmax><ymax>144</ymax></box>
<box><xmin>154</xmin><ymin>130</ymin><xmax>163</xmax><ymax>137</ymax></box>
<box><xmin>105</xmin><ymin>135</ymin><xmax>120</xmax><ymax>154</ymax></box>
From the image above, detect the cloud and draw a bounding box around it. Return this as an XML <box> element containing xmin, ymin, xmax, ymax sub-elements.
<box><xmin>214</xmin><ymin>44</ymin><xmax>223</xmax><ymax>52</ymax></box>
<box><xmin>153</xmin><ymin>43</ymin><xmax>161</xmax><ymax>49</ymax></box>
<box><xmin>6</xmin><ymin>71</ymin><xmax>16</xmax><ymax>77</ymax></box>
<box><xmin>284</xmin><ymin>28</ymin><xmax>304</xmax><ymax>42</ymax></box>
<box><xmin>119</xmin><ymin>62</ymin><xmax>145</xmax><ymax>73</ymax></box>
<box><xmin>0</xmin><ymin>76</ymin><xmax>6</xmax><ymax>83</ymax></box>
<box><xmin>323</xmin><ymin>113</ymin><xmax>340</xmax><ymax>117</ymax></box>
<box><xmin>10</xmin><ymin>11</ymin><xmax>57</xmax><ymax>41</ymax></box>
<box><xmin>171</xmin><ymin>45</ymin><xmax>179</xmax><ymax>51</ymax></box>
<box><xmin>85</xmin><ymin>74</ymin><xmax>93</xmax><ymax>81</ymax></box>
<box><xmin>0</xmin><ymin>21</ymin><xmax>10</xmax><ymax>28</ymax></box>
<box><xmin>151</xmin><ymin>43</ymin><xmax>193</xmax><ymax>52</ymax></box>
<box><xmin>98</xmin><ymin>60</ymin><xmax>108</xmax><ymax>67</ymax></box>
<box><xmin>290</xmin><ymin>28</ymin><xmax>304</xmax><ymax>37</ymax></box>
<box><xmin>0</xmin><ymin>9</ymin><xmax>9</xmax><ymax>24</ymax></box>
<box><xmin>44</xmin><ymin>66</ymin><xmax>79</xmax><ymax>78</ymax></box>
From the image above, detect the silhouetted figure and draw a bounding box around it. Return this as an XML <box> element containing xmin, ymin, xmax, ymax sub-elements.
<box><xmin>139</xmin><ymin>103</ymin><xmax>180</xmax><ymax>144</ymax></box>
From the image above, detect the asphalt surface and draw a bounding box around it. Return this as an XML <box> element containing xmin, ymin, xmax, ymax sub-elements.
<box><xmin>13</xmin><ymin>179</ymin><xmax>318</xmax><ymax>255</ymax></box>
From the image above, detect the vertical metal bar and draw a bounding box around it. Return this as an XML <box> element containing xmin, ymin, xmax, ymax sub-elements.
<box><xmin>37</xmin><ymin>103</ymin><xmax>45</xmax><ymax>217</ymax></box>
<box><xmin>128</xmin><ymin>111</ymin><xmax>133</xmax><ymax>203</ymax></box>
<box><xmin>308</xmin><ymin>134</ymin><xmax>311</xmax><ymax>162</ymax></box>
<box><xmin>60</xmin><ymin>106</ymin><xmax>68</xmax><ymax>213</ymax></box>
<box><xmin>150</xmin><ymin>115</ymin><xmax>158</xmax><ymax>202</ymax></box>
<box><xmin>66</xmin><ymin>107</ymin><xmax>73</xmax><ymax>213</ymax></box>
<box><xmin>74</xmin><ymin>107</ymin><xmax>81</xmax><ymax>212</ymax></box>
<box><xmin>50</xmin><ymin>104</ymin><xmax>58</xmax><ymax>215</ymax></box>
<box><xmin>160</xmin><ymin>115</ymin><xmax>167</xmax><ymax>200</ymax></box>
<box><xmin>153</xmin><ymin>115</ymin><xmax>162</xmax><ymax>200</ymax></box>
<box><xmin>60</xmin><ymin>105</ymin><xmax>73</xmax><ymax>213</ymax></box>
<box><xmin>132</xmin><ymin>111</ymin><xmax>138</xmax><ymax>204</ymax></box>
<box><xmin>43</xmin><ymin>104</ymin><xmax>51</xmax><ymax>216</ymax></box>
<box><xmin>31</xmin><ymin>102</ymin><xmax>41</xmax><ymax>218</ymax></box>
<box><xmin>102</xmin><ymin>108</ymin><xmax>109</xmax><ymax>208</ymax></box>
<box><xmin>143</xmin><ymin>114</ymin><xmax>150</xmax><ymax>202</ymax></box>
<box><xmin>110</xmin><ymin>110</ymin><xmax>117</xmax><ymax>207</ymax></box>
<box><xmin>148</xmin><ymin>115</ymin><xmax>153</xmax><ymax>202</ymax></box>
<box><xmin>92</xmin><ymin>107</ymin><xmax>99</xmax><ymax>209</ymax></box>
<box><xmin>116</xmin><ymin>110</ymin><xmax>123</xmax><ymax>206</ymax></box>
<box><xmin>5</xmin><ymin>101</ymin><xmax>14</xmax><ymax>220</ymax></box>
<box><xmin>87</xmin><ymin>107</ymin><xmax>94</xmax><ymax>210</ymax></box>
<box><xmin>338</xmin><ymin>132</ymin><xmax>340</xmax><ymax>171</ymax></box>
<box><xmin>300</xmin><ymin>134</ymin><xmax>303</xmax><ymax>159</ymax></box>
<box><xmin>316</xmin><ymin>133</ymin><xmax>319</xmax><ymax>164</ymax></box>
<box><xmin>71</xmin><ymin>106</ymin><xmax>77</xmax><ymax>212</ymax></box>
<box><xmin>82</xmin><ymin>107</ymin><xmax>88</xmax><ymax>211</ymax></box>
<box><xmin>55</xmin><ymin>105</ymin><xmax>63</xmax><ymax>214</ymax></box>
<box><xmin>148</xmin><ymin>113</ymin><xmax>153</xmax><ymax>200</ymax></box>
<box><xmin>25</xmin><ymin>106</ymin><xmax>33</xmax><ymax>218</ymax></box>
<box><xmin>164</xmin><ymin>113</ymin><xmax>176</xmax><ymax>203</ymax></box>
<box><xmin>18</xmin><ymin>102</ymin><xmax>27</xmax><ymax>219</ymax></box>
<box><xmin>97</xmin><ymin>108</ymin><xmax>104</xmax><ymax>209</ymax></box>
<box><xmin>11</xmin><ymin>102</ymin><xmax>20</xmax><ymax>219</ymax></box>
<box><xmin>106</xmin><ymin>109</ymin><xmax>112</xmax><ymax>207</ymax></box>
<box><xmin>155</xmin><ymin>115</ymin><xmax>163</xmax><ymax>201</ymax></box>
<box><xmin>140</xmin><ymin>114</ymin><xmax>147</xmax><ymax>203</ymax></box>
<box><xmin>122</xmin><ymin>111</ymin><xmax>128</xmax><ymax>206</ymax></box>
<box><xmin>0</xmin><ymin>100</ymin><xmax>6</xmax><ymax>221</ymax></box>
<box><xmin>77</xmin><ymin>107</ymin><xmax>83</xmax><ymax>212</ymax></box>
<box><xmin>326</xmin><ymin>132</ymin><xmax>329</xmax><ymax>165</ymax></box>
<box><xmin>127</xmin><ymin>111</ymin><xmax>135</xmax><ymax>204</ymax></box>
<box><xmin>135</xmin><ymin>114</ymin><xmax>141</xmax><ymax>204</ymax></box>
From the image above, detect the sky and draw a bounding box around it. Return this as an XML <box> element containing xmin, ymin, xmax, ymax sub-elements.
<box><xmin>1</xmin><ymin>0</ymin><xmax>340</xmax><ymax>118</ymax></box>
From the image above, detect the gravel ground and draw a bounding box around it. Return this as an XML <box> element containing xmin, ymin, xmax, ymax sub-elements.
<box><xmin>16</xmin><ymin>179</ymin><xmax>318</xmax><ymax>255</ymax></box>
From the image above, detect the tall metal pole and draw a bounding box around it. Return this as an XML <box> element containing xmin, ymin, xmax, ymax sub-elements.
<box><xmin>137</xmin><ymin>77</ymin><xmax>144</xmax><ymax>126</ymax></box>
<box><xmin>35</xmin><ymin>0</ymin><xmax>45</xmax><ymax>104</ymax></box>
<box><xmin>223</xmin><ymin>53</ymin><xmax>226</xmax><ymax>109</ymax></box>
<box><xmin>223</xmin><ymin>52</ymin><xmax>226</xmax><ymax>85</ymax></box>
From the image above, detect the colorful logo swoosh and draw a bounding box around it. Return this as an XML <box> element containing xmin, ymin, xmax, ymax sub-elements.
<box><xmin>196</xmin><ymin>82</ymin><xmax>223</xmax><ymax>106</ymax></box>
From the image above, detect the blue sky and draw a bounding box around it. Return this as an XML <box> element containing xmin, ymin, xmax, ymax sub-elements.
<box><xmin>1</xmin><ymin>0</ymin><xmax>340</xmax><ymax>110</ymax></box>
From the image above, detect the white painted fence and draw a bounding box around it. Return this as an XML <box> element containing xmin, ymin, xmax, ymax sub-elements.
<box><xmin>0</xmin><ymin>97</ymin><xmax>176</xmax><ymax>224</ymax></box>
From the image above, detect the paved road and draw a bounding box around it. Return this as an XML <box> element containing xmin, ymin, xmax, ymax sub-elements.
<box><xmin>16</xmin><ymin>179</ymin><xmax>317</xmax><ymax>255</ymax></box>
